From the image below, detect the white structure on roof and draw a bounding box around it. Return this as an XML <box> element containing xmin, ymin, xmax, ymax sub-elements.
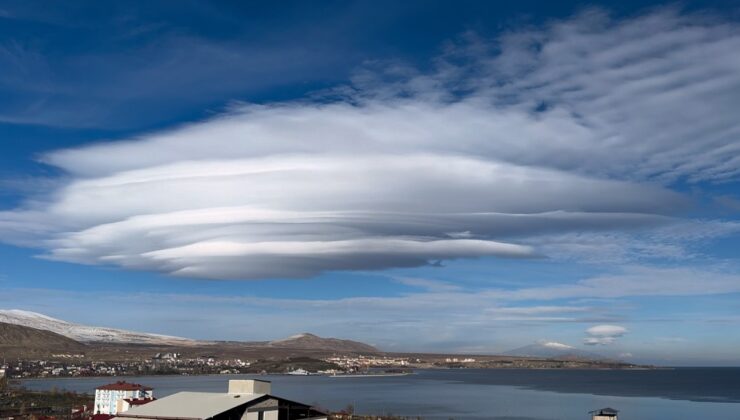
<box><xmin>115</xmin><ymin>379</ymin><xmax>326</xmax><ymax>420</ymax></box>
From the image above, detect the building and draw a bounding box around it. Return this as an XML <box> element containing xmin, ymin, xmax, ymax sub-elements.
<box><xmin>115</xmin><ymin>379</ymin><xmax>326</xmax><ymax>420</ymax></box>
<box><xmin>94</xmin><ymin>381</ymin><xmax>154</xmax><ymax>415</ymax></box>
<box><xmin>590</xmin><ymin>407</ymin><xmax>619</xmax><ymax>420</ymax></box>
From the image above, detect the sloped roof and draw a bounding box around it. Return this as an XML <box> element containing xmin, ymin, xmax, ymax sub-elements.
<box><xmin>123</xmin><ymin>398</ymin><xmax>156</xmax><ymax>406</ymax></box>
<box><xmin>589</xmin><ymin>407</ymin><xmax>619</xmax><ymax>415</ymax></box>
<box><xmin>116</xmin><ymin>392</ymin><xmax>264</xmax><ymax>420</ymax></box>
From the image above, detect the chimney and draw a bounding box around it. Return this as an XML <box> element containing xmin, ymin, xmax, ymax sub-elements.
<box><xmin>228</xmin><ymin>379</ymin><xmax>271</xmax><ymax>395</ymax></box>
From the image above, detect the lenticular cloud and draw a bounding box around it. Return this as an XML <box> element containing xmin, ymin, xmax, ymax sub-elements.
<box><xmin>10</xmin><ymin>146</ymin><xmax>678</xmax><ymax>279</ymax></box>
<box><xmin>3</xmin><ymin>7</ymin><xmax>739</xmax><ymax>279</ymax></box>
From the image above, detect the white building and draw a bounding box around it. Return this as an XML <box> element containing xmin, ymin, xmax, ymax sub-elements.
<box><xmin>94</xmin><ymin>381</ymin><xmax>154</xmax><ymax>415</ymax></box>
<box><xmin>115</xmin><ymin>379</ymin><xmax>326</xmax><ymax>420</ymax></box>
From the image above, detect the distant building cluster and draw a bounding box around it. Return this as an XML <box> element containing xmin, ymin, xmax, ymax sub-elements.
<box><xmin>151</xmin><ymin>352</ymin><xmax>180</xmax><ymax>361</ymax></box>
<box><xmin>444</xmin><ymin>357</ymin><xmax>476</xmax><ymax>363</ymax></box>
<box><xmin>324</xmin><ymin>355</ymin><xmax>409</xmax><ymax>371</ymax></box>
<box><xmin>2</xmin><ymin>360</ymin><xmax>129</xmax><ymax>378</ymax></box>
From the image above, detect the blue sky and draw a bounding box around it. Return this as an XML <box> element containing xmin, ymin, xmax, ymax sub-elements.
<box><xmin>2</xmin><ymin>0</ymin><xmax>740</xmax><ymax>366</ymax></box>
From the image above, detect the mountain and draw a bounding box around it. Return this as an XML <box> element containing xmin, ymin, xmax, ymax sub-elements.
<box><xmin>0</xmin><ymin>309</ymin><xmax>196</xmax><ymax>345</ymax></box>
<box><xmin>504</xmin><ymin>341</ymin><xmax>603</xmax><ymax>360</ymax></box>
<box><xmin>0</xmin><ymin>310</ymin><xmax>379</xmax><ymax>354</ymax></box>
<box><xmin>0</xmin><ymin>322</ymin><xmax>86</xmax><ymax>352</ymax></box>
<box><xmin>268</xmin><ymin>333</ymin><xmax>379</xmax><ymax>353</ymax></box>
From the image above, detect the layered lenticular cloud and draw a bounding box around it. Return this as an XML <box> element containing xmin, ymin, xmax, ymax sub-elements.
<box><xmin>584</xmin><ymin>325</ymin><xmax>628</xmax><ymax>345</ymax></box>
<box><xmin>1</xmin><ymin>8</ymin><xmax>739</xmax><ymax>279</ymax></box>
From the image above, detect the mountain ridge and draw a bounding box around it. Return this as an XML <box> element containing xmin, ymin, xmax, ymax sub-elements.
<box><xmin>0</xmin><ymin>309</ymin><xmax>196</xmax><ymax>345</ymax></box>
<box><xmin>0</xmin><ymin>309</ymin><xmax>378</xmax><ymax>353</ymax></box>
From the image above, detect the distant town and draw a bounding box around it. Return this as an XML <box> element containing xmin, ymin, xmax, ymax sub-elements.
<box><xmin>2</xmin><ymin>352</ymin><xmax>647</xmax><ymax>381</ymax></box>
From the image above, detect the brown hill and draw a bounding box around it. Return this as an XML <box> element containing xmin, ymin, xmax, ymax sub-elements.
<box><xmin>0</xmin><ymin>322</ymin><xmax>86</xmax><ymax>356</ymax></box>
<box><xmin>267</xmin><ymin>333</ymin><xmax>379</xmax><ymax>354</ymax></box>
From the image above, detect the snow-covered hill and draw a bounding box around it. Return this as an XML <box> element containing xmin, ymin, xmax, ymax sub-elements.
<box><xmin>0</xmin><ymin>309</ymin><xmax>196</xmax><ymax>345</ymax></box>
<box><xmin>504</xmin><ymin>340</ymin><xmax>603</xmax><ymax>360</ymax></box>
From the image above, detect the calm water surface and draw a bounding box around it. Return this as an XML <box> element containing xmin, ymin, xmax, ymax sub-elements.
<box><xmin>19</xmin><ymin>368</ymin><xmax>740</xmax><ymax>420</ymax></box>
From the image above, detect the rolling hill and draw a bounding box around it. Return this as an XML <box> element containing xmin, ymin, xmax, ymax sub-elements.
<box><xmin>0</xmin><ymin>309</ymin><xmax>379</xmax><ymax>356</ymax></box>
<box><xmin>268</xmin><ymin>333</ymin><xmax>379</xmax><ymax>353</ymax></box>
<box><xmin>0</xmin><ymin>322</ymin><xmax>87</xmax><ymax>354</ymax></box>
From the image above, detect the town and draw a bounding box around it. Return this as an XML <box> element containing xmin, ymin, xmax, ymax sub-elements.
<box><xmin>1</xmin><ymin>352</ymin><xmax>644</xmax><ymax>380</ymax></box>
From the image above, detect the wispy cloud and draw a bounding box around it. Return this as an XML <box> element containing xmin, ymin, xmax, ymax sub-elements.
<box><xmin>394</xmin><ymin>277</ymin><xmax>462</xmax><ymax>292</ymax></box>
<box><xmin>489</xmin><ymin>266</ymin><xmax>740</xmax><ymax>300</ymax></box>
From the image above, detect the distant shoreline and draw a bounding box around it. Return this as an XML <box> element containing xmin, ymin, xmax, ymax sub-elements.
<box><xmin>328</xmin><ymin>372</ymin><xmax>413</xmax><ymax>378</ymax></box>
<box><xmin>14</xmin><ymin>365</ymin><xmax>672</xmax><ymax>384</ymax></box>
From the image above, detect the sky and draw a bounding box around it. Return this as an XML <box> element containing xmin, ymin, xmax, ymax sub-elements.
<box><xmin>1</xmin><ymin>0</ymin><xmax>740</xmax><ymax>366</ymax></box>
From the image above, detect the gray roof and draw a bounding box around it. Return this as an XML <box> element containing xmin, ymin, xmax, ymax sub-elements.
<box><xmin>117</xmin><ymin>392</ymin><xmax>265</xmax><ymax>420</ymax></box>
<box><xmin>589</xmin><ymin>407</ymin><xmax>619</xmax><ymax>415</ymax></box>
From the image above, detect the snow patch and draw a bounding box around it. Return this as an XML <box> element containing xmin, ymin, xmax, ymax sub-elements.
<box><xmin>539</xmin><ymin>340</ymin><xmax>575</xmax><ymax>350</ymax></box>
<box><xmin>0</xmin><ymin>309</ymin><xmax>195</xmax><ymax>345</ymax></box>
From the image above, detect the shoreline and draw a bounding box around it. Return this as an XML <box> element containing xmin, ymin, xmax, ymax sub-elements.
<box><xmin>13</xmin><ymin>365</ymin><xmax>675</xmax><ymax>383</ymax></box>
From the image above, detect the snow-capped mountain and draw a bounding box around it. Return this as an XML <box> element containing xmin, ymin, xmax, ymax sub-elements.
<box><xmin>504</xmin><ymin>340</ymin><xmax>603</xmax><ymax>360</ymax></box>
<box><xmin>0</xmin><ymin>309</ymin><xmax>196</xmax><ymax>345</ymax></box>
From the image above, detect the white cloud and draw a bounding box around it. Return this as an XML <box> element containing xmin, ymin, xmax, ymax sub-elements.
<box><xmin>487</xmin><ymin>306</ymin><xmax>590</xmax><ymax>315</ymax></box>
<box><xmin>2</xmin><ymin>7</ymin><xmax>740</xmax><ymax>279</ymax></box>
<box><xmin>394</xmin><ymin>277</ymin><xmax>461</xmax><ymax>292</ymax></box>
<box><xmin>584</xmin><ymin>324</ymin><xmax>627</xmax><ymax>345</ymax></box>
<box><xmin>587</xmin><ymin>324</ymin><xmax>627</xmax><ymax>336</ymax></box>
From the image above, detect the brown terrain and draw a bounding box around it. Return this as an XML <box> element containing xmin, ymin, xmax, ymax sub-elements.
<box><xmin>0</xmin><ymin>322</ymin><xmax>87</xmax><ymax>357</ymax></box>
<box><xmin>0</xmin><ymin>322</ymin><xmax>378</xmax><ymax>360</ymax></box>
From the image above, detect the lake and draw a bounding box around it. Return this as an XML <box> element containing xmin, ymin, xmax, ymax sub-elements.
<box><xmin>19</xmin><ymin>368</ymin><xmax>740</xmax><ymax>420</ymax></box>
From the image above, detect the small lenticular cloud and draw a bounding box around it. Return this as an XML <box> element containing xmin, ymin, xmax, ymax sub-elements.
<box><xmin>584</xmin><ymin>324</ymin><xmax>627</xmax><ymax>346</ymax></box>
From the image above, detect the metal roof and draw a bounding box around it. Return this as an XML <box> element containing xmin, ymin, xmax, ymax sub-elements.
<box><xmin>116</xmin><ymin>392</ymin><xmax>265</xmax><ymax>420</ymax></box>
<box><xmin>589</xmin><ymin>407</ymin><xmax>619</xmax><ymax>415</ymax></box>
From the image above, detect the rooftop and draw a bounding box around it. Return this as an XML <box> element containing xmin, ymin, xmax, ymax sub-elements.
<box><xmin>124</xmin><ymin>398</ymin><xmax>156</xmax><ymax>406</ymax></box>
<box><xmin>116</xmin><ymin>391</ymin><xmax>264</xmax><ymax>420</ymax></box>
<box><xmin>589</xmin><ymin>407</ymin><xmax>619</xmax><ymax>415</ymax></box>
<box><xmin>97</xmin><ymin>381</ymin><xmax>154</xmax><ymax>391</ymax></box>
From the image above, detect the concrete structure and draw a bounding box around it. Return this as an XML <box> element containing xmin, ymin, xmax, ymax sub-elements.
<box><xmin>94</xmin><ymin>381</ymin><xmax>154</xmax><ymax>415</ymax></box>
<box><xmin>590</xmin><ymin>407</ymin><xmax>619</xmax><ymax>420</ymax></box>
<box><xmin>115</xmin><ymin>379</ymin><xmax>326</xmax><ymax>420</ymax></box>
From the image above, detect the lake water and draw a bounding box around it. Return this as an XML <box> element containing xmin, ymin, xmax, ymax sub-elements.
<box><xmin>19</xmin><ymin>368</ymin><xmax>740</xmax><ymax>420</ymax></box>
